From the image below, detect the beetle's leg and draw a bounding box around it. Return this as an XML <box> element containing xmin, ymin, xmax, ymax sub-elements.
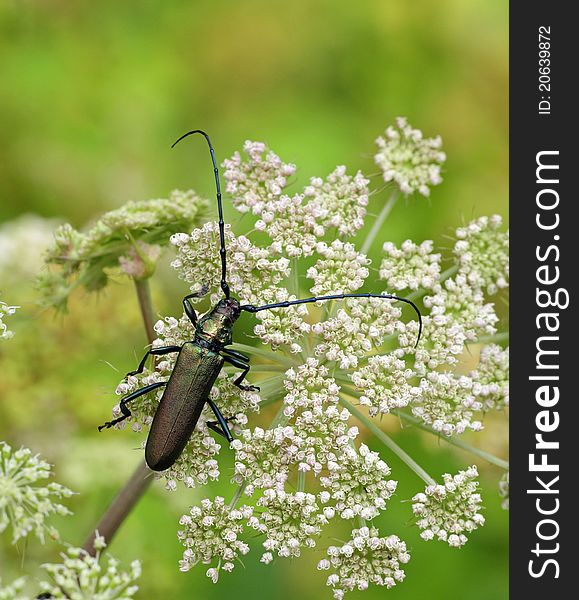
<box><xmin>98</xmin><ymin>381</ymin><xmax>166</xmax><ymax>431</ymax></box>
<box><xmin>183</xmin><ymin>297</ymin><xmax>198</xmax><ymax>326</ymax></box>
<box><xmin>183</xmin><ymin>283</ymin><xmax>210</xmax><ymax>326</ymax></box>
<box><xmin>221</xmin><ymin>353</ymin><xmax>260</xmax><ymax>392</ymax></box>
<box><xmin>206</xmin><ymin>414</ymin><xmax>237</xmax><ymax>436</ymax></box>
<box><xmin>125</xmin><ymin>345</ymin><xmax>181</xmax><ymax>379</ymax></box>
<box><xmin>206</xmin><ymin>399</ymin><xmax>234</xmax><ymax>442</ymax></box>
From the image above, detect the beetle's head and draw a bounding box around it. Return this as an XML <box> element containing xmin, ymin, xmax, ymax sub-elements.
<box><xmin>215</xmin><ymin>297</ymin><xmax>242</xmax><ymax>319</ymax></box>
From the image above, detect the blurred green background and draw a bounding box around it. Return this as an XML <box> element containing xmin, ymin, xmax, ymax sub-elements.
<box><xmin>0</xmin><ymin>1</ymin><xmax>508</xmax><ymax>599</ymax></box>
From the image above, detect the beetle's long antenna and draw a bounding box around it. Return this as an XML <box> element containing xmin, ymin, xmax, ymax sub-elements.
<box><xmin>241</xmin><ymin>292</ymin><xmax>423</xmax><ymax>348</ymax></box>
<box><xmin>172</xmin><ymin>130</ymin><xmax>230</xmax><ymax>299</ymax></box>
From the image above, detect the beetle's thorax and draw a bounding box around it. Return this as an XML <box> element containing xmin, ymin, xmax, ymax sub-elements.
<box><xmin>194</xmin><ymin>297</ymin><xmax>241</xmax><ymax>348</ymax></box>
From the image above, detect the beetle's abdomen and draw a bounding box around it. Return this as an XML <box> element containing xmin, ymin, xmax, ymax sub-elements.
<box><xmin>145</xmin><ymin>343</ymin><xmax>223</xmax><ymax>471</ymax></box>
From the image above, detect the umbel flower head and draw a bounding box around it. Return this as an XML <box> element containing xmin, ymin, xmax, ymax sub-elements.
<box><xmin>412</xmin><ymin>466</ymin><xmax>485</xmax><ymax>547</ymax></box>
<box><xmin>317</xmin><ymin>527</ymin><xmax>410</xmax><ymax>599</ymax></box>
<box><xmin>250</xmin><ymin>489</ymin><xmax>327</xmax><ymax>563</ymax></box>
<box><xmin>0</xmin><ymin>441</ymin><xmax>74</xmax><ymax>544</ymax></box>
<box><xmin>38</xmin><ymin>533</ymin><xmax>141</xmax><ymax>599</ymax></box>
<box><xmin>178</xmin><ymin>496</ymin><xmax>253</xmax><ymax>582</ymax></box>
<box><xmin>95</xmin><ymin>123</ymin><xmax>507</xmax><ymax>597</ymax></box>
<box><xmin>380</xmin><ymin>240</ymin><xmax>441</xmax><ymax>291</ymax></box>
<box><xmin>454</xmin><ymin>215</ymin><xmax>509</xmax><ymax>295</ymax></box>
<box><xmin>37</xmin><ymin>190</ymin><xmax>209</xmax><ymax>310</ymax></box>
<box><xmin>222</xmin><ymin>140</ymin><xmax>296</xmax><ymax>215</ymax></box>
<box><xmin>0</xmin><ymin>301</ymin><xmax>19</xmax><ymax>341</ymax></box>
<box><xmin>0</xmin><ymin>577</ymin><xmax>28</xmax><ymax>600</ymax></box>
<box><xmin>374</xmin><ymin>117</ymin><xmax>446</xmax><ymax>196</ymax></box>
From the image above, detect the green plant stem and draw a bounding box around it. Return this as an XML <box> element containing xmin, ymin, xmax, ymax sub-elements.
<box><xmin>339</xmin><ymin>396</ymin><xmax>436</xmax><ymax>485</ymax></box>
<box><xmin>82</xmin><ymin>460</ymin><xmax>153</xmax><ymax>554</ymax></box>
<box><xmin>361</xmin><ymin>190</ymin><xmax>398</xmax><ymax>255</ymax></box>
<box><xmin>297</xmin><ymin>469</ymin><xmax>305</xmax><ymax>492</ymax></box>
<box><xmin>229</xmin><ymin>482</ymin><xmax>248</xmax><ymax>509</ymax></box>
<box><xmin>291</xmin><ymin>257</ymin><xmax>300</xmax><ymax>297</ymax></box>
<box><xmin>82</xmin><ymin>278</ymin><xmax>159</xmax><ymax>555</ymax></box>
<box><xmin>336</xmin><ymin>375</ymin><xmax>509</xmax><ymax>470</ymax></box>
<box><xmin>133</xmin><ymin>278</ymin><xmax>156</xmax><ymax>346</ymax></box>
<box><xmin>471</xmin><ymin>331</ymin><xmax>509</xmax><ymax>345</ymax></box>
<box><xmin>357</xmin><ymin>515</ymin><xmax>368</xmax><ymax>530</ymax></box>
<box><xmin>395</xmin><ymin>411</ymin><xmax>509</xmax><ymax>470</ymax></box>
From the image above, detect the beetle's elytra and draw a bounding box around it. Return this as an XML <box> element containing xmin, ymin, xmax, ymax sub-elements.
<box><xmin>99</xmin><ymin>131</ymin><xmax>422</xmax><ymax>472</ymax></box>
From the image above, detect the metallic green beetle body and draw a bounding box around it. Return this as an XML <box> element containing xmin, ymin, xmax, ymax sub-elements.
<box><xmin>145</xmin><ymin>343</ymin><xmax>224</xmax><ymax>471</ymax></box>
<box><xmin>144</xmin><ymin>297</ymin><xmax>242</xmax><ymax>471</ymax></box>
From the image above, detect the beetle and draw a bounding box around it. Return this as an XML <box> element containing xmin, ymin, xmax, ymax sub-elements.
<box><xmin>98</xmin><ymin>130</ymin><xmax>423</xmax><ymax>472</ymax></box>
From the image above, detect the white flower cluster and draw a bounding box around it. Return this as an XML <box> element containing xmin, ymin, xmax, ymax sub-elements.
<box><xmin>171</xmin><ymin>222</ymin><xmax>290</xmax><ymax>305</ymax></box>
<box><xmin>223</xmin><ymin>145</ymin><xmax>371</xmax><ymax>258</ymax></box>
<box><xmin>380</xmin><ymin>240</ymin><xmax>441</xmax><ymax>291</ymax></box>
<box><xmin>470</xmin><ymin>344</ymin><xmax>509</xmax><ymax>411</ymax></box>
<box><xmin>291</xmin><ymin>400</ymin><xmax>354</xmax><ymax>477</ymax></box>
<box><xmin>231</xmin><ymin>426</ymin><xmax>295</xmax><ymax>495</ymax></box>
<box><xmin>414</xmin><ymin>371</ymin><xmax>483</xmax><ymax>436</ymax></box>
<box><xmin>222</xmin><ymin>140</ymin><xmax>296</xmax><ymax>215</ymax></box>
<box><xmin>303</xmin><ymin>166</ymin><xmax>369</xmax><ymax>236</ymax></box>
<box><xmin>454</xmin><ymin>215</ymin><xmax>509</xmax><ymax>295</ymax></box>
<box><xmin>253</xmin><ymin>288</ymin><xmax>310</xmax><ymax>353</ymax></box>
<box><xmin>0</xmin><ymin>302</ymin><xmax>19</xmax><ymax>341</ymax></box>
<box><xmin>320</xmin><ymin>444</ymin><xmax>397</xmax><ymax>520</ymax></box>
<box><xmin>398</xmin><ymin>272</ymin><xmax>499</xmax><ymax>375</ymax></box>
<box><xmin>0</xmin><ymin>577</ymin><xmax>27</xmax><ymax>600</ymax></box>
<box><xmin>282</xmin><ymin>359</ymin><xmax>340</xmax><ymax>418</ymax></box>
<box><xmin>313</xmin><ymin>298</ymin><xmax>401</xmax><ymax>369</ymax></box>
<box><xmin>351</xmin><ymin>354</ymin><xmax>420</xmax><ymax>415</ymax></box>
<box><xmin>318</xmin><ymin>527</ymin><xmax>410</xmax><ymax>599</ymax></box>
<box><xmin>38</xmin><ymin>533</ymin><xmax>141</xmax><ymax>599</ymax></box>
<box><xmin>280</xmin><ymin>359</ymin><xmax>357</xmax><ymax>475</ymax></box>
<box><xmin>374</xmin><ymin>117</ymin><xmax>445</xmax><ymax>196</ymax></box>
<box><xmin>178</xmin><ymin>497</ymin><xmax>252</xmax><ymax>582</ymax></box>
<box><xmin>307</xmin><ymin>241</ymin><xmax>370</xmax><ymax>296</ymax></box>
<box><xmin>232</xmin><ymin>364</ymin><xmax>354</xmax><ymax>493</ymax></box>
<box><xmin>396</xmin><ymin>339</ymin><xmax>507</xmax><ymax>436</ymax></box>
<box><xmin>251</xmin><ymin>489</ymin><xmax>327</xmax><ymax>563</ymax></box>
<box><xmin>233</xmin><ymin>360</ymin><xmax>365</xmax><ymax>515</ymax></box>
<box><xmin>258</xmin><ymin>193</ymin><xmax>322</xmax><ymax>258</ymax></box>
<box><xmin>412</xmin><ymin>466</ymin><xmax>485</xmax><ymax>547</ymax></box>
<box><xmin>0</xmin><ymin>441</ymin><xmax>74</xmax><ymax>544</ymax></box>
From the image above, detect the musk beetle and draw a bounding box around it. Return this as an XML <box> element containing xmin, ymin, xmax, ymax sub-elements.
<box><xmin>99</xmin><ymin>130</ymin><xmax>423</xmax><ymax>472</ymax></box>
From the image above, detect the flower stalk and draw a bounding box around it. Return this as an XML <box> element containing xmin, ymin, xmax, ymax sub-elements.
<box><xmin>360</xmin><ymin>190</ymin><xmax>398</xmax><ymax>255</ymax></box>
<box><xmin>339</xmin><ymin>397</ymin><xmax>436</xmax><ymax>486</ymax></box>
<box><xmin>82</xmin><ymin>276</ymin><xmax>160</xmax><ymax>554</ymax></box>
<box><xmin>395</xmin><ymin>410</ymin><xmax>509</xmax><ymax>470</ymax></box>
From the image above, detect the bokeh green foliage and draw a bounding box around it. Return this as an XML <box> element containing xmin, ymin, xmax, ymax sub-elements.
<box><xmin>0</xmin><ymin>1</ymin><xmax>507</xmax><ymax>598</ymax></box>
